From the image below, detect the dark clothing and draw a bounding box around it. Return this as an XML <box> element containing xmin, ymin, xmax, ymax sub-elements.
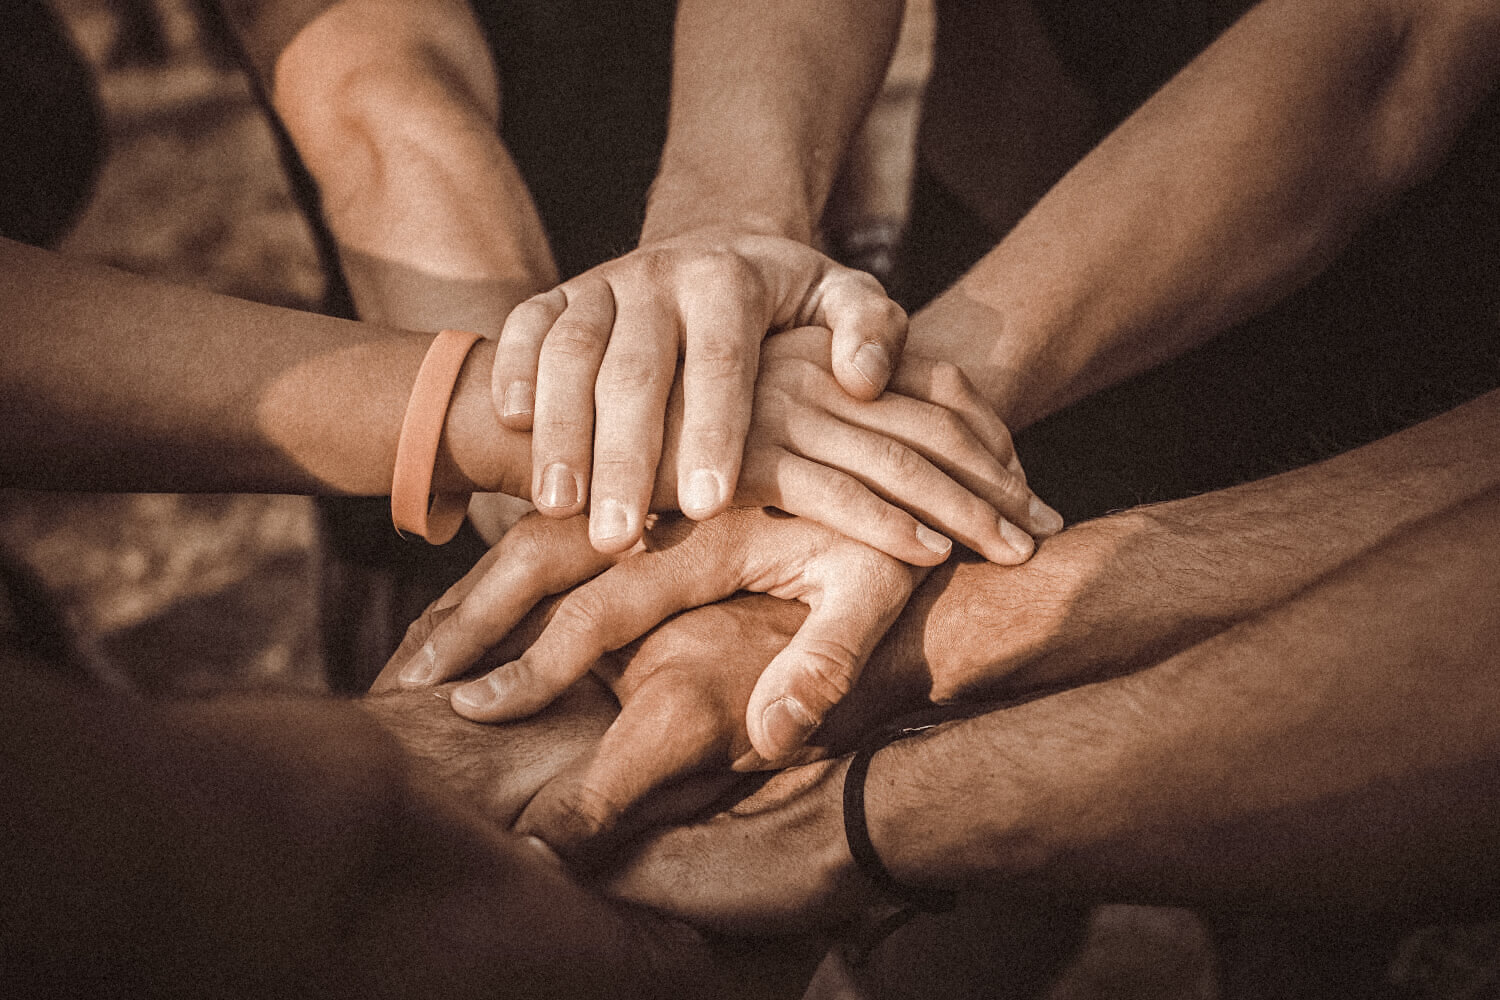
<box><xmin>902</xmin><ymin>0</ymin><xmax>1500</xmax><ymax>523</ymax></box>
<box><xmin>0</xmin><ymin>0</ymin><xmax>105</xmax><ymax>248</ymax></box>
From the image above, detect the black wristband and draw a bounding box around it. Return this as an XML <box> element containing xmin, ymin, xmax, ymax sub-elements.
<box><xmin>842</xmin><ymin>724</ymin><xmax>957</xmax><ymax>914</ymax></box>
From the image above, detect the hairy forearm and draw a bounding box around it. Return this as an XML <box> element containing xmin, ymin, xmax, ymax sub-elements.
<box><xmin>268</xmin><ymin>0</ymin><xmax>556</xmax><ymax>333</ymax></box>
<box><xmin>641</xmin><ymin>0</ymin><xmax>904</xmax><ymax>243</ymax></box>
<box><xmin>0</xmin><ymin>238</ymin><xmax>528</xmax><ymax>496</ymax></box>
<box><xmin>893</xmin><ymin>388</ymin><xmax>1500</xmax><ymax>700</ymax></box>
<box><xmin>909</xmin><ymin>0</ymin><xmax>1500</xmax><ymax>426</ymax></box>
<box><xmin>876</xmin><ymin>486</ymin><xmax>1500</xmax><ymax>912</ymax></box>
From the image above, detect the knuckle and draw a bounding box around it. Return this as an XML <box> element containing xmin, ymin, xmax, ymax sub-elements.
<box><xmin>553</xmin><ymin>781</ymin><xmax>624</xmax><ymax>841</ymax></box>
<box><xmin>926</xmin><ymin>407</ymin><xmax>969</xmax><ymax>447</ymax></box>
<box><xmin>870</xmin><ymin>435</ymin><xmax>929</xmax><ymax>480</ymax></box>
<box><xmin>505</xmin><ymin>294</ymin><xmax>561</xmax><ymax>332</ymax></box>
<box><xmin>552</xmin><ymin>586</ymin><xmax>611</xmax><ymax>639</ymax></box>
<box><xmin>632</xmin><ymin>247</ymin><xmax>678</xmax><ymax>287</ymax></box>
<box><xmin>793</xmin><ymin>640</ymin><xmax>861</xmax><ymax>709</ymax></box>
<box><xmin>928</xmin><ymin>359</ymin><xmax>968</xmax><ymax>399</ymax></box>
<box><xmin>855</xmin><ymin>291</ymin><xmax>907</xmax><ymax>332</ymax></box>
<box><xmin>506</xmin><ymin>519</ymin><xmax>554</xmax><ymax>562</ymax></box>
<box><xmin>992</xmin><ymin>472</ymin><xmax>1033</xmax><ymax>513</ymax></box>
<box><xmin>543</xmin><ymin>318</ymin><xmax>608</xmax><ymax>363</ymax></box>
<box><xmin>816</xmin><ymin>471</ymin><xmax>876</xmax><ymax>513</ymax></box>
<box><xmin>599</xmin><ymin>350</ymin><xmax>670</xmax><ymax>394</ymax></box>
<box><xmin>691</xmin><ymin>422</ymin><xmax>743</xmax><ymax>456</ymax></box>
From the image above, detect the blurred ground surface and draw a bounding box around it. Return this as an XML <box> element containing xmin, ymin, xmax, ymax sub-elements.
<box><xmin>1</xmin><ymin>0</ymin><xmax>326</xmax><ymax>694</ymax></box>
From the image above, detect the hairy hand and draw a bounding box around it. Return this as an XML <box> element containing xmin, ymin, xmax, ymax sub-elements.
<box><xmin>603</xmin><ymin>754</ymin><xmax>878</xmax><ymax>937</ymax></box>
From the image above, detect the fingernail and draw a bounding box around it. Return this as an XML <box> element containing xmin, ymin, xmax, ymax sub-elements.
<box><xmin>502</xmin><ymin>380</ymin><xmax>534</xmax><ymax>419</ymax></box>
<box><xmin>396</xmin><ymin>641</ymin><xmax>439</xmax><ymax>686</ymax></box>
<box><xmin>538</xmin><ymin>463</ymin><xmax>579</xmax><ymax>510</ymax></box>
<box><xmin>761</xmin><ymin>696</ymin><xmax>817</xmax><ymax>759</ymax></box>
<box><xmin>680</xmin><ymin>468</ymin><xmax>723</xmax><ymax>515</ymax></box>
<box><xmin>590</xmin><ymin>499</ymin><xmax>631</xmax><ymax>543</ymax></box>
<box><xmin>452</xmin><ymin>673</ymin><xmax>503</xmax><ymax>713</ymax></box>
<box><xmin>852</xmin><ymin>341</ymin><xmax>891</xmax><ymax>390</ymax></box>
<box><xmin>521</xmin><ymin>835</ymin><xmax>564</xmax><ymax>872</ymax></box>
<box><xmin>998</xmin><ymin>518</ymin><xmax>1035</xmax><ymax>562</ymax></box>
<box><xmin>915</xmin><ymin>523</ymin><xmax>952</xmax><ymax>556</ymax></box>
<box><xmin>1028</xmin><ymin>496</ymin><xmax>1065</xmax><ymax>536</ymax></box>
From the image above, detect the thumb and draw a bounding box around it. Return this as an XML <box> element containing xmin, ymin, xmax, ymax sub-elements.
<box><xmin>741</xmin><ymin>578</ymin><xmax>910</xmax><ymax>766</ymax></box>
<box><xmin>817</xmin><ymin>268</ymin><xmax>907</xmax><ymax>401</ymax></box>
<box><xmin>515</xmin><ymin>686</ymin><xmax>726</xmax><ymax>867</ymax></box>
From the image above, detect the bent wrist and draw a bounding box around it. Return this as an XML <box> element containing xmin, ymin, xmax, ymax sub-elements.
<box><xmin>921</xmin><ymin>509</ymin><xmax>1166</xmax><ymax>701</ymax></box>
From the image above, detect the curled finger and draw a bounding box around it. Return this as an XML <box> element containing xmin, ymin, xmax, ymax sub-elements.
<box><xmin>531</xmin><ymin>280</ymin><xmax>616</xmax><ymax>518</ymax></box>
<box><xmin>492</xmin><ymin>288</ymin><xmax>565</xmax><ymax>430</ymax></box>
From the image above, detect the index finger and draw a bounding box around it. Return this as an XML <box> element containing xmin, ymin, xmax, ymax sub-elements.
<box><xmin>447</xmin><ymin>540</ymin><xmax>742</xmax><ymax>722</ymax></box>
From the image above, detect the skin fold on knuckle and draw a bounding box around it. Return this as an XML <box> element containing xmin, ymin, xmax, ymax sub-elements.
<box><xmin>524</xmin><ymin>779</ymin><xmax>626</xmax><ymax>853</ymax></box>
<box><xmin>785</xmin><ymin>638</ymin><xmax>863</xmax><ymax>714</ymax></box>
<box><xmin>542</xmin><ymin>317</ymin><xmax>609</xmax><ymax>364</ymax></box>
<box><xmin>501</xmin><ymin>294</ymin><xmax>562</xmax><ymax>340</ymax></box>
<box><xmin>598</xmin><ymin>348</ymin><xmax>672</xmax><ymax>396</ymax></box>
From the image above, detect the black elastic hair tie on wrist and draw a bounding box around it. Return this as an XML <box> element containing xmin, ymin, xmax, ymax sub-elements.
<box><xmin>842</xmin><ymin>723</ymin><xmax>957</xmax><ymax>916</ymax></box>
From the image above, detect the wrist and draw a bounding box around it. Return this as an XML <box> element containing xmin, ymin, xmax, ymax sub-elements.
<box><xmin>642</xmin><ymin>170</ymin><xmax>817</xmax><ymax>246</ymax></box>
<box><xmin>907</xmin><ymin>287</ymin><xmax>1042</xmax><ymax>429</ymax></box>
<box><xmin>922</xmin><ymin>510</ymin><xmax>1163</xmax><ymax>702</ymax></box>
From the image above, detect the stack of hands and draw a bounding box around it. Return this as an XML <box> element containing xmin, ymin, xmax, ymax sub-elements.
<box><xmin>375</xmin><ymin>246</ymin><xmax>1061</xmax><ymax>934</ymax></box>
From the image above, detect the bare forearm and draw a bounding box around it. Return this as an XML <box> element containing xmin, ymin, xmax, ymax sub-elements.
<box><xmin>909</xmin><ymin>0</ymin><xmax>1500</xmax><ymax>426</ymax></box>
<box><xmin>900</xmin><ymin>387</ymin><xmax>1500</xmax><ymax>699</ymax></box>
<box><xmin>878</xmin><ymin>486</ymin><xmax>1500</xmax><ymax>911</ymax></box>
<box><xmin>641</xmin><ymin>0</ymin><xmax>904</xmax><ymax>243</ymax></box>
<box><xmin>267</xmin><ymin>0</ymin><xmax>555</xmax><ymax>333</ymax></box>
<box><xmin>0</xmin><ymin>238</ymin><xmax>528</xmax><ymax>495</ymax></box>
<box><xmin>0</xmin><ymin>663</ymin><xmax>723</xmax><ymax>999</ymax></box>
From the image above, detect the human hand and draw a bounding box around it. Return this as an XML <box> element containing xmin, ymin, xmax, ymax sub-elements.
<box><xmin>510</xmin><ymin>594</ymin><xmax>806</xmax><ymax>864</ymax></box>
<box><xmin>491</xmin><ymin>232</ymin><xmax>908</xmax><ymax>551</ymax></box>
<box><xmin>356</xmin><ymin>682</ymin><xmax>822</xmax><ymax>1000</ymax></box>
<box><xmin>707</xmin><ymin>327</ymin><xmax>1061</xmax><ymax>567</ymax></box>
<box><xmin>604</xmin><ymin>754</ymin><xmax>875</xmax><ymax>936</ymax></box>
<box><xmin>380</xmin><ymin>506</ymin><xmax>924</xmax><ymax>765</ymax></box>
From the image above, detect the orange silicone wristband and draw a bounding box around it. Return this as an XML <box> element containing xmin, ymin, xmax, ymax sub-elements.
<box><xmin>391</xmin><ymin>328</ymin><xmax>484</xmax><ymax>544</ymax></box>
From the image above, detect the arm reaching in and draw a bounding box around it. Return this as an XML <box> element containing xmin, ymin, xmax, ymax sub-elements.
<box><xmin>907</xmin><ymin>0</ymin><xmax>1500</xmax><ymax>428</ymax></box>
<box><xmin>0</xmin><ymin>237</ymin><xmax>528</xmax><ymax>497</ymax></box>
<box><xmin>237</xmin><ymin>0</ymin><xmax>558</xmax><ymax>334</ymax></box>
<box><xmin>490</xmin><ymin>0</ymin><xmax>915</xmax><ymax>550</ymax></box>
<box><xmin>1</xmin><ymin>659</ymin><xmax>822</xmax><ymax>999</ymax></box>
<box><xmin>226</xmin><ymin>0</ymin><xmax>559</xmax><ymax>539</ymax></box>
<box><xmin>606</xmin><ymin>484</ymin><xmax>1500</xmax><ymax>934</ymax></box>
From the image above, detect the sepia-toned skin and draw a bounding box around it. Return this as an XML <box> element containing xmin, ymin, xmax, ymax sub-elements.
<box><xmin>382</xmin><ymin>0</ymin><xmax>1500</xmax><ymax>932</ymax></box>
<box><xmin>233</xmin><ymin>0</ymin><xmax>1068</xmax><ymax>556</ymax></box>
<box><xmin>603</xmin><ymin>484</ymin><xmax>1500</xmax><ymax>934</ymax></box>
<box><xmin>0</xmin><ymin>653</ymin><xmax>826</xmax><ymax>999</ymax></box>
<box><xmin>391</xmin><ymin>387</ymin><xmax>1500</xmax><ymax>871</ymax></box>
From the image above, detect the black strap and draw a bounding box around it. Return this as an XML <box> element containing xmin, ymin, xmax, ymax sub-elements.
<box><xmin>842</xmin><ymin>724</ymin><xmax>957</xmax><ymax>916</ymax></box>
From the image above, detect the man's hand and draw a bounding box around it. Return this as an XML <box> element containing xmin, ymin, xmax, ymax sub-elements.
<box><xmin>492</xmin><ymin>235</ymin><xmax>908</xmax><ymax>550</ymax></box>
<box><xmin>605</xmin><ymin>753</ymin><xmax>878</xmax><ymax>936</ymax></box>
<box><xmin>511</xmin><ymin>595</ymin><xmax>809</xmax><ymax>864</ymax></box>
<box><xmin>379</xmin><ymin>507</ymin><xmax>924</xmax><ymax>765</ymax></box>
